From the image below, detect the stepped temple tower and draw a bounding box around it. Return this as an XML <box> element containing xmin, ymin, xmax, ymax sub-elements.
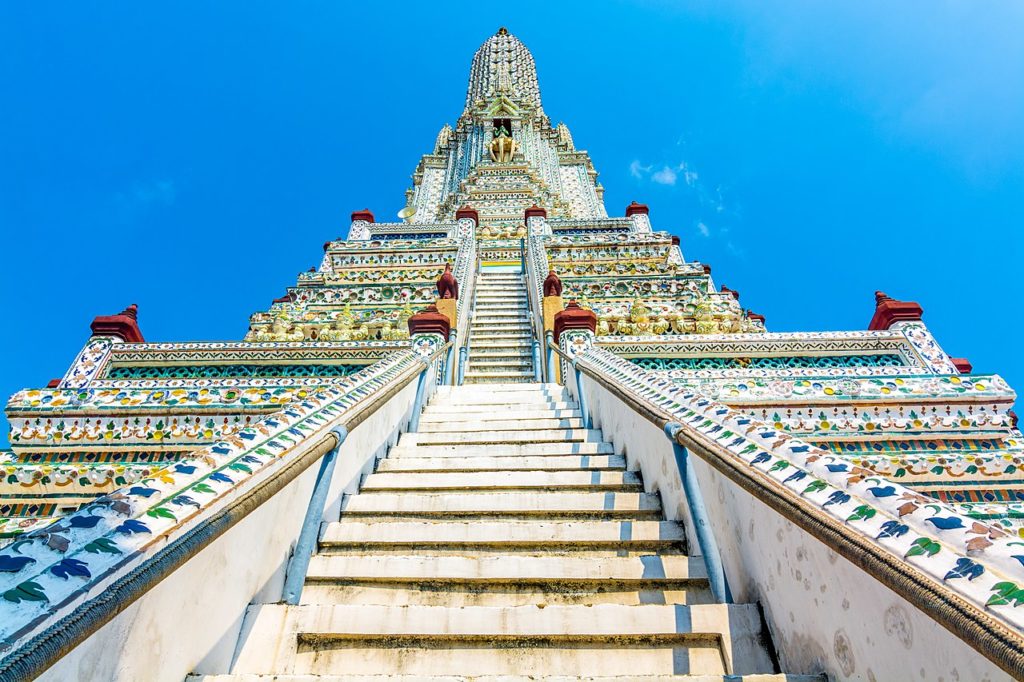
<box><xmin>2</xmin><ymin>27</ymin><xmax>1023</xmax><ymax>682</ymax></box>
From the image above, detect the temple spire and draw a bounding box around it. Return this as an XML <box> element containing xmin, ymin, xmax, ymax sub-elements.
<box><xmin>463</xmin><ymin>28</ymin><xmax>543</xmax><ymax>114</ymax></box>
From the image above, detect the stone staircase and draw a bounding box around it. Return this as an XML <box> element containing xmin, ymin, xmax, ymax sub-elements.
<box><xmin>463</xmin><ymin>271</ymin><xmax>534</xmax><ymax>384</ymax></box>
<box><xmin>196</xmin><ymin>384</ymin><xmax>821</xmax><ymax>681</ymax></box>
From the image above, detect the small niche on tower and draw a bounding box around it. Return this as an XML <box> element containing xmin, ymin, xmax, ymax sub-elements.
<box><xmin>492</xmin><ymin>118</ymin><xmax>512</xmax><ymax>136</ymax></box>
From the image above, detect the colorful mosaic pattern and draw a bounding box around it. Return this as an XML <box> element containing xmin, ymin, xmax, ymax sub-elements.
<box><xmin>0</xmin><ymin>349</ymin><xmax>424</xmax><ymax>650</ymax></box>
<box><xmin>631</xmin><ymin>354</ymin><xmax>906</xmax><ymax>371</ymax></box>
<box><xmin>567</xmin><ymin>334</ymin><xmax>1024</xmax><ymax>630</ymax></box>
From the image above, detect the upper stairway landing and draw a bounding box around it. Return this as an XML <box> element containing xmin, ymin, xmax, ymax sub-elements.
<box><xmin>463</xmin><ymin>271</ymin><xmax>536</xmax><ymax>384</ymax></box>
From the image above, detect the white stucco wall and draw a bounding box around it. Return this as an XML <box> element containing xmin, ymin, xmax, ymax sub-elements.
<box><xmin>578</xmin><ymin>373</ymin><xmax>1011</xmax><ymax>682</ymax></box>
<box><xmin>39</xmin><ymin>378</ymin><xmax>420</xmax><ymax>682</ymax></box>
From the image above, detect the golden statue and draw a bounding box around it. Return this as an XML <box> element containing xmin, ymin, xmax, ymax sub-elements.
<box><xmin>489</xmin><ymin>126</ymin><xmax>517</xmax><ymax>162</ymax></box>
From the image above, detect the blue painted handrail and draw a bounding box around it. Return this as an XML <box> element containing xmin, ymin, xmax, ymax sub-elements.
<box><xmin>531</xmin><ymin>339</ymin><xmax>542</xmax><ymax>383</ymax></box>
<box><xmin>407</xmin><ymin>364</ymin><xmax>431</xmax><ymax>433</ymax></box>
<box><xmin>457</xmin><ymin>347</ymin><xmax>467</xmax><ymax>386</ymax></box>
<box><xmin>571</xmin><ymin>359</ymin><xmax>592</xmax><ymax>430</ymax></box>
<box><xmin>446</xmin><ymin>330</ymin><xmax>457</xmax><ymax>385</ymax></box>
<box><xmin>282</xmin><ymin>425</ymin><xmax>348</xmax><ymax>605</ymax></box>
<box><xmin>545</xmin><ymin>331</ymin><xmax>555</xmax><ymax>384</ymax></box>
<box><xmin>664</xmin><ymin>422</ymin><xmax>732</xmax><ymax>604</ymax></box>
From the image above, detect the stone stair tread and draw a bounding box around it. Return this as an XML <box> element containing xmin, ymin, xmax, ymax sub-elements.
<box><xmin>319</xmin><ymin>520</ymin><xmax>686</xmax><ymax>549</ymax></box>
<box><xmin>342</xmin><ymin>491</ymin><xmax>663</xmax><ymax>516</ymax></box>
<box><xmin>386</xmin><ymin>442</ymin><xmax>614</xmax><ymax>458</ymax></box>
<box><xmin>195</xmin><ymin>671</ymin><xmax>827</xmax><ymax>675</ymax></box>
<box><xmin>420</xmin><ymin>408</ymin><xmax>581</xmax><ymax>421</ymax></box>
<box><xmin>375</xmin><ymin>453</ymin><xmax>623</xmax><ymax>472</ymax></box>
<box><xmin>268</xmin><ymin>602</ymin><xmax>763</xmax><ymax>638</ymax></box>
<box><xmin>359</xmin><ymin>470</ymin><xmax>642</xmax><ymax>492</ymax></box>
<box><xmin>407</xmin><ymin>429</ymin><xmax>605</xmax><ymax>445</ymax></box>
<box><xmin>417</xmin><ymin>418</ymin><xmax>583</xmax><ymax>432</ymax></box>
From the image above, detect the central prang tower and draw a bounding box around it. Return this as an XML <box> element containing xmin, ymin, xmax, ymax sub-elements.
<box><xmin>405</xmin><ymin>27</ymin><xmax>607</xmax><ymax>236</ymax></box>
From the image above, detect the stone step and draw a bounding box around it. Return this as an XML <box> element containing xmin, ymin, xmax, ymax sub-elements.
<box><xmin>376</xmin><ymin>453</ymin><xmax>623</xmax><ymax>472</ymax></box>
<box><xmin>228</xmin><ymin>603</ymin><xmax>774</xmax><ymax>676</ymax></box>
<box><xmin>468</xmin><ymin>337</ymin><xmax>532</xmax><ymax>343</ymax></box>
<box><xmin>473</xmin><ymin>320</ymin><xmax>529</xmax><ymax>326</ymax></box>
<box><xmin>439</xmin><ymin>382</ymin><xmax>564</xmax><ymax>393</ymax></box>
<box><xmin>464</xmin><ymin>347</ymin><xmax>531</xmax><ymax>355</ymax></box>
<box><xmin>463</xmin><ymin>376</ymin><xmax>534</xmax><ymax>385</ymax></box>
<box><xmin>195</xmin><ymin>671</ymin><xmax>819</xmax><ymax>675</ymax></box>
<box><xmin>473</xmin><ymin>309</ymin><xmax>528</xmax><ymax>316</ymax></box>
<box><xmin>403</xmin><ymin>429</ymin><xmax>603</xmax><ymax>446</ymax></box>
<box><xmin>420</xmin><ymin>407</ymin><xmax>581</xmax><ymax>422</ymax></box>
<box><xmin>298</xmin><ymin>582</ymin><xmax>713</xmax><ymax>608</ymax></box>
<box><xmin>387</xmin><ymin>441</ymin><xmax>614</xmax><ymax>459</ymax></box>
<box><xmin>359</xmin><ymin>469</ymin><xmax>642</xmax><ymax>492</ymax></box>
<box><xmin>433</xmin><ymin>391</ymin><xmax>569</xmax><ymax>406</ymax></box>
<box><xmin>341</xmin><ymin>491</ymin><xmax>663</xmax><ymax>518</ymax></box>
<box><xmin>319</xmin><ymin>520</ymin><xmax>684</xmax><ymax>551</ymax></box>
<box><xmin>466</xmin><ymin>355</ymin><xmax>532</xmax><ymax>363</ymax></box>
<box><xmin>466</xmin><ymin>359</ymin><xmax>534</xmax><ymax>369</ymax></box>
<box><xmin>423</xmin><ymin>401</ymin><xmax>576</xmax><ymax>414</ymax></box>
<box><xmin>462</xmin><ymin>372</ymin><xmax>535</xmax><ymax>382</ymax></box>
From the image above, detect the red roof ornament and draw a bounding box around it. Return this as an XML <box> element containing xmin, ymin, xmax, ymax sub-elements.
<box><xmin>747</xmin><ymin>310</ymin><xmax>766</xmax><ymax>325</ymax></box>
<box><xmin>455</xmin><ymin>205</ymin><xmax>479</xmax><ymax>225</ymax></box>
<box><xmin>701</xmin><ymin>264</ymin><xmax>712</xmax><ymax>276</ymax></box>
<box><xmin>1010</xmin><ymin>410</ymin><xmax>1019</xmax><ymax>430</ymax></box>
<box><xmin>868</xmin><ymin>291</ymin><xmax>923</xmax><ymax>330</ymax></box>
<box><xmin>721</xmin><ymin>285</ymin><xmax>740</xmax><ymax>301</ymax></box>
<box><xmin>407</xmin><ymin>304</ymin><xmax>450</xmax><ymax>339</ymax></box>
<box><xmin>436</xmin><ymin>263</ymin><xmax>459</xmax><ymax>300</ymax></box>
<box><xmin>553</xmin><ymin>301</ymin><xmax>597</xmax><ymax>343</ymax></box>
<box><xmin>46</xmin><ymin>379</ymin><xmax>61</xmax><ymax>388</ymax></box>
<box><xmin>90</xmin><ymin>304</ymin><xmax>145</xmax><ymax>343</ymax></box>
<box><xmin>950</xmin><ymin>358</ymin><xmax>973</xmax><ymax>374</ymax></box>
<box><xmin>350</xmin><ymin>208</ymin><xmax>375</xmax><ymax>223</ymax></box>
<box><xmin>524</xmin><ymin>204</ymin><xmax>547</xmax><ymax>225</ymax></box>
<box><xmin>543</xmin><ymin>269</ymin><xmax>563</xmax><ymax>297</ymax></box>
<box><xmin>625</xmin><ymin>201</ymin><xmax>649</xmax><ymax>217</ymax></box>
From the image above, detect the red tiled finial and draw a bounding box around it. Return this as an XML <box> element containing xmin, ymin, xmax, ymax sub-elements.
<box><xmin>90</xmin><ymin>304</ymin><xmax>145</xmax><ymax>343</ymax></box>
<box><xmin>868</xmin><ymin>291</ymin><xmax>923</xmax><ymax>330</ymax></box>
<box><xmin>1010</xmin><ymin>410</ymin><xmax>1019</xmax><ymax>430</ymax></box>
<box><xmin>747</xmin><ymin>310</ymin><xmax>766</xmax><ymax>325</ymax></box>
<box><xmin>524</xmin><ymin>204</ymin><xmax>547</xmax><ymax>225</ymax></box>
<box><xmin>671</xmin><ymin>235</ymin><xmax>680</xmax><ymax>247</ymax></box>
<box><xmin>543</xmin><ymin>269</ymin><xmax>563</xmax><ymax>297</ymax></box>
<box><xmin>436</xmin><ymin>263</ymin><xmax>459</xmax><ymax>300</ymax></box>
<box><xmin>46</xmin><ymin>379</ymin><xmax>61</xmax><ymax>388</ymax></box>
<box><xmin>455</xmin><ymin>205</ymin><xmax>479</xmax><ymax>225</ymax></box>
<box><xmin>950</xmin><ymin>358</ymin><xmax>973</xmax><ymax>374</ymax></box>
<box><xmin>625</xmin><ymin>201</ymin><xmax>649</xmax><ymax>217</ymax></box>
<box><xmin>553</xmin><ymin>301</ymin><xmax>597</xmax><ymax>343</ymax></box>
<box><xmin>350</xmin><ymin>208</ymin><xmax>375</xmax><ymax>223</ymax></box>
<box><xmin>721</xmin><ymin>285</ymin><xmax>740</xmax><ymax>301</ymax></box>
<box><xmin>408</xmin><ymin>304</ymin><xmax>450</xmax><ymax>338</ymax></box>
<box><xmin>272</xmin><ymin>293</ymin><xmax>294</xmax><ymax>304</ymax></box>
<box><xmin>701</xmin><ymin>264</ymin><xmax>712</xmax><ymax>276</ymax></box>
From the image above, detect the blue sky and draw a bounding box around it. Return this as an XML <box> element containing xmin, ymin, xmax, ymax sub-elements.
<box><xmin>2</xmin><ymin>2</ymin><xmax>1023</xmax><ymax>443</ymax></box>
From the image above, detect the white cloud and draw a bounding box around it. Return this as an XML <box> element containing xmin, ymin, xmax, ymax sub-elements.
<box><xmin>651</xmin><ymin>166</ymin><xmax>678</xmax><ymax>185</ymax></box>
<box><xmin>696</xmin><ymin>221</ymin><xmax>710</xmax><ymax>237</ymax></box>
<box><xmin>629</xmin><ymin>160</ymin><xmax>651</xmax><ymax>179</ymax></box>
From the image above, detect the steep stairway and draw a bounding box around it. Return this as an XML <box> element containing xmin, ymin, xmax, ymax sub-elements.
<box><xmin>464</xmin><ymin>271</ymin><xmax>534</xmax><ymax>384</ymax></box>
<box><xmin>197</xmin><ymin>384</ymin><xmax>821</xmax><ymax>681</ymax></box>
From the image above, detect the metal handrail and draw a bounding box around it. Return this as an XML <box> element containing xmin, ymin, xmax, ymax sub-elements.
<box><xmin>564</xmin><ymin>343</ymin><xmax>1024</xmax><ymax>677</ymax></box>
<box><xmin>457</xmin><ymin>265</ymin><xmax>479</xmax><ymax>386</ymax></box>
<box><xmin>547</xmin><ymin>340</ymin><xmax>727</xmax><ymax>602</ymax></box>
<box><xmin>0</xmin><ymin>351</ymin><xmax>429</xmax><ymax>681</ymax></box>
<box><xmin>284</xmin><ymin>338</ymin><xmax>451</xmax><ymax>604</ymax></box>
